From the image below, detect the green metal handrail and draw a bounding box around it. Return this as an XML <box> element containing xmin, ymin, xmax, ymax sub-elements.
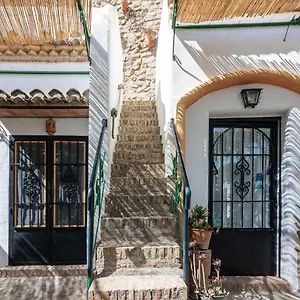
<box><xmin>170</xmin><ymin>118</ymin><xmax>191</xmax><ymax>287</ymax></box>
<box><xmin>87</xmin><ymin>119</ymin><xmax>107</xmax><ymax>296</ymax></box>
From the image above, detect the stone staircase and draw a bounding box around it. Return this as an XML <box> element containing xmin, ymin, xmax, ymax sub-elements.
<box><xmin>89</xmin><ymin>101</ymin><xmax>187</xmax><ymax>299</ymax></box>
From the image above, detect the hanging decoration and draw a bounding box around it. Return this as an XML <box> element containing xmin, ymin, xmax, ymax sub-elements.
<box><xmin>46</xmin><ymin>118</ymin><xmax>56</xmax><ymax>136</ymax></box>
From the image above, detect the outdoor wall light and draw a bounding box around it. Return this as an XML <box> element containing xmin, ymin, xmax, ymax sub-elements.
<box><xmin>241</xmin><ymin>88</ymin><xmax>263</xmax><ymax>108</ymax></box>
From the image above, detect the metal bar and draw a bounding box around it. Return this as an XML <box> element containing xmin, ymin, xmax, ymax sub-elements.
<box><xmin>60</xmin><ymin>142</ymin><xmax>63</xmax><ymax>227</ymax></box>
<box><xmin>37</xmin><ymin>141</ymin><xmax>40</xmax><ymax>227</ymax></box>
<box><xmin>76</xmin><ymin>0</ymin><xmax>91</xmax><ymax>63</ymax></box>
<box><xmin>262</xmin><ymin>131</ymin><xmax>265</xmax><ymax>228</ymax></box>
<box><xmin>221</xmin><ymin>132</ymin><xmax>224</xmax><ymax>227</ymax></box>
<box><xmin>252</xmin><ymin>128</ymin><xmax>254</xmax><ymax>229</ymax></box>
<box><xmin>170</xmin><ymin>118</ymin><xmax>191</xmax><ymax>287</ymax></box>
<box><xmin>231</xmin><ymin>128</ymin><xmax>234</xmax><ymax>229</ymax></box>
<box><xmin>68</xmin><ymin>142</ymin><xmax>71</xmax><ymax>227</ymax></box>
<box><xmin>175</xmin><ymin>19</ymin><xmax>300</xmax><ymax>30</ymax></box>
<box><xmin>87</xmin><ymin>119</ymin><xmax>107</xmax><ymax>293</ymax></box>
<box><xmin>76</xmin><ymin>141</ymin><xmax>80</xmax><ymax>226</ymax></box>
<box><xmin>241</xmin><ymin>128</ymin><xmax>244</xmax><ymax>229</ymax></box>
<box><xmin>172</xmin><ymin>0</ymin><xmax>178</xmax><ymax>58</ymax></box>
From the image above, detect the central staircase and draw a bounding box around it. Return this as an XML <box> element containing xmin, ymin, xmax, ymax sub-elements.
<box><xmin>89</xmin><ymin>101</ymin><xmax>187</xmax><ymax>299</ymax></box>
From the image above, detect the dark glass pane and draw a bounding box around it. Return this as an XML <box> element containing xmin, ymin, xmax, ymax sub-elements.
<box><xmin>253</xmin><ymin>202</ymin><xmax>262</xmax><ymax>228</ymax></box>
<box><xmin>243</xmin><ymin>202</ymin><xmax>252</xmax><ymax>228</ymax></box>
<box><xmin>15</xmin><ymin>142</ymin><xmax>46</xmax><ymax>227</ymax></box>
<box><xmin>54</xmin><ymin>142</ymin><xmax>86</xmax><ymax>227</ymax></box>
<box><xmin>213</xmin><ymin>202</ymin><xmax>222</xmax><ymax>227</ymax></box>
<box><xmin>223</xmin><ymin>202</ymin><xmax>232</xmax><ymax>228</ymax></box>
<box><xmin>232</xmin><ymin>202</ymin><xmax>242</xmax><ymax>228</ymax></box>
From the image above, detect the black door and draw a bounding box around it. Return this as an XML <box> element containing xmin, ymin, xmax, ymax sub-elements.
<box><xmin>10</xmin><ymin>137</ymin><xmax>87</xmax><ymax>265</ymax></box>
<box><xmin>209</xmin><ymin>118</ymin><xmax>279</xmax><ymax>275</ymax></box>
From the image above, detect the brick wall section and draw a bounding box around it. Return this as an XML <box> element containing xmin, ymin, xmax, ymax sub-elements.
<box><xmin>93</xmin><ymin>0</ymin><xmax>162</xmax><ymax>101</ymax></box>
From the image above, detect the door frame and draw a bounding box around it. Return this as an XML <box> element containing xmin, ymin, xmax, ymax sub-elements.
<box><xmin>208</xmin><ymin>117</ymin><xmax>281</xmax><ymax>275</ymax></box>
<box><xmin>9</xmin><ymin>135</ymin><xmax>88</xmax><ymax>265</ymax></box>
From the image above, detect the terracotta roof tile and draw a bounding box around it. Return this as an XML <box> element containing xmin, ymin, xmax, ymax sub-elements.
<box><xmin>0</xmin><ymin>89</ymin><xmax>89</xmax><ymax>107</ymax></box>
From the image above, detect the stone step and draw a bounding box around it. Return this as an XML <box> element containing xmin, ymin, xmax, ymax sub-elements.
<box><xmin>89</xmin><ymin>268</ymin><xmax>187</xmax><ymax>300</ymax></box>
<box><xmin>95</xmin><ymin>243</ymin><xmax>181</xmax><ymax>270</ymax></box>
<box><xmin>110</xmin><ymin>176</ymin><xmax>170</xmax><ymax>194</ymax></box>
<box><xmin>119</xmin><ymin>125</ymin><xmax>160</xmax><ymax>134</ymax></box>
<box><xmin>122</xmin><ymin>100</ymin><xmax>156</xmax><ymax>107</ymax></box>
<box><xmin>120</xmin><ymin>111</ymin><xmax>158</xmax><ymax>119</ymax></box>
<box><xmin>101</xmin><ymin>216</ymin><xmax>177</xmax><ymax>244</ymax></box>
<box><xmin>113</xmin><ymin>151</ymin><xmax>164</xmax><ymax>164</ymax></box>
<box><xmin>0</xmin><ymin>276</ymin><xmax>86</xmax><ymax>300</ymax></box>
<box><xmin>0</xmin><ymin>265</ymin><xmax>86</xmax><ymax>277</ymax></box>
<box><xmin>121</xmin><ymin>105</ymin><xmax>157</xmax><ymax>113</ymax></box>
<box><xmin>119</xmin><ymin>119</ymin><xmax>159</xmax><ymax>126</ymax></box>
<box><xmin>111</xmin><ymin>163</ymin><xmax>165</xmax><ymax>177</ymax></box>
<box><xmin>105</xmin><ymin>194</ymin><xmax>173</xmax><ymax>217</ymax></box>
<box><xmin>117</xmin><ymin>133</ymin><xmax>161</xmax><ymax>142</ymax></box>
<box><xmin>115</xmin><ymin>141</ymin><xmax>163</xmax><ymax>152</ymax></box>
<box><xmin>224</xmin><ymin>276</ymin><xmax>291</xmax><ymax>293</ymax></box>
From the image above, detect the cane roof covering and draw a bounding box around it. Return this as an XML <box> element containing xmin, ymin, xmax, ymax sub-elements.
<box><xmin>0</xmin><ymin>0</ymin><xmax>91</xmax><ymax>45</ymax></box>
<box><xmin>176</xmin><ymin>0</ymin><xmax>300</xmax><ymax>24</ymax></box>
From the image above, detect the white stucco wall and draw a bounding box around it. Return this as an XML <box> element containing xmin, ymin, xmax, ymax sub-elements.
<box><xmin>0</xmin><ymin>123</ymin><xmax>10</xmax><ymax>266</ymax></box>
<box><xmin>155</xmin><ymin>25</ymin><xmax>300</xmax><ymax>121</ymax></box>
<box><xmin>0</xmin><ymin>118</ymin><xmax>88</xmax><ymax>267</ymax></box>
<box><xmin>186</xmin><ymin>84</ymin><xmax>300</xmax><ymax>290</ymax></box>
<box><xmin>88</xmin><ymin>5</ymin><xmax>123</xmax><ymax>194</ymax></box>
<box><xmin>0</xmin><ymin>63</ymin><xmax>89</xmax><ymax>94</ymax></box>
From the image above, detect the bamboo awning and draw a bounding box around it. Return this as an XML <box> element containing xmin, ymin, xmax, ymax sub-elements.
<box><xmin>0</xmin><ymin>0</ymin><xmax>91</xmax><ymax>45</ymax></box>
<box><xmin>176</xmin><ymin>0</ymin><xmax>300</xmax><ymax>24</ymax></box>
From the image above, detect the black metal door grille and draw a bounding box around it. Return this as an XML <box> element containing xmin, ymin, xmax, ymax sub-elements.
<box><xmin>210</xmin><ymin>120</ymin><xmax>277</xmax><ymax>230</ymax></box>
<box><xmin>10</xmin><ymin>136</ymin><xmax>87</xmax><ymax>265</ymax></box>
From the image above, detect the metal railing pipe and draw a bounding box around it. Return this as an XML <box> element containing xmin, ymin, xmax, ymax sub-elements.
<box><xmin>87</xmin><ymin>118</ymin><xmax>107</xmax><ymax>292</ymax></box>
<box><xmin>170</xmin><ymin>118</ymin><xmax>191</xmax><ymax>286</ymax></box>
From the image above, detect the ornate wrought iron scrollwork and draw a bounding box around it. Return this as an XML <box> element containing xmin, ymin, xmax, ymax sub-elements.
<box><xmin>234</xmin><ymin>157</ymin><xmax>251</xmax><ymax>200</ymax></box>
<box><xmin>22</xmin><ymin>167</ymin><xmax>42</xmax><ymax>226</ymax></box>
<box><xmin>61</xmin><ymin>168</ymin><xmax>79</xmax><ymax>203</ymax></box>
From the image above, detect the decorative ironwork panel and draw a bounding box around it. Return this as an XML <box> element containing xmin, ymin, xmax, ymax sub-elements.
<box><xmin>53</xmin><ymin>141</ymin><xmax>86</xmax><ymax>227</ymax></box>
<box><xmin>211</xmin><ymin>125</ymin><xmax>275</xmax><ymax>229</ymax></box>
<box><xmin>14</xmin><ymin>141</ymin><xmax>46</xmax><ymax>227</ymax></box>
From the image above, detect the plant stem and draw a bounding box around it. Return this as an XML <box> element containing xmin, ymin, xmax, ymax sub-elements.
<box><xmin>201</xmin><ymin>263</ymin><xmax>207</xmax><ymax>294</ymax></box>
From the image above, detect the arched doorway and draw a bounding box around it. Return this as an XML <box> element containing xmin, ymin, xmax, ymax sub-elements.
<box><xmin>175</xmin><ymin>69</ymin><xmax>300</xmax><ymax>280</ymax></box>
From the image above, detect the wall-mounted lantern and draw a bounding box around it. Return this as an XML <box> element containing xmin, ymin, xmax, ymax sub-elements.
<box><xmin>241</xmin><ymin>88</ymin><xmax>263</xmax><ymax>108</ymax></box>
<box><xmin>144</xmin><ymin>30</ymin><xmax>155</xmax><ymax>48</ymax></box>
<box><xmin>121</xmin><ymin>0</ymin><xmax>128</xmax><ymax>12</ymax></box>
<box><xmin>46</xmin><ymin>118</ymin><xmax>56</xmax><ymax>136</ymax></box>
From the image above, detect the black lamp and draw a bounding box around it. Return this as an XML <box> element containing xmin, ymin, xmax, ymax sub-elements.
<box><xmin>241</xmin><ymin>88</ymin><xmax>263</xmax><ymax>108</ymax></box>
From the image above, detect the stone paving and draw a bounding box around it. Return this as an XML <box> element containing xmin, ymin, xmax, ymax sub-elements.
<box><xmin>0</xmin><ymin>276</ymin><xmax>86</xmax><ymax>300</ymax></box>
<box><xmin>0</xmin><ymin>276</ymin><xmax>299</xmax><ymax>299</ymax></box>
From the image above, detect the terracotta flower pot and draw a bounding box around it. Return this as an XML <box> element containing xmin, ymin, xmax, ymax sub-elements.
<box><xmin>121</xmin><ymin>0</ymin><xmax>128</xmax><ymax>12</ymax></box>
<box><xmin>144</xmin><ymin>30</ymin><xmax>155</xmax><ymax>48</ymax></box>
<box><xmin>189</xmin><ymin>228</ymin><xmax>213</xmax><ymax>249</ymax></box>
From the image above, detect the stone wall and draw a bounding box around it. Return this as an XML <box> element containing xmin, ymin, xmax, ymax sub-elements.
<box><xmin>93</xmin><ymin>0</ymin><xmax>163</xmax><ymax>101</ymax></box>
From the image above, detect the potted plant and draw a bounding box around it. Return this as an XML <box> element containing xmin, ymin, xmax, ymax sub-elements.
<box><xmin>189</xmin><ymin>241</ymin><xmax>210</xmax><ymax>300</ymax></box>
<box><xmin>206</xmin><ymin>259</ymin><xmax>229</xmax><ymax>300</ymax></box>
<box><xmin>189</xmin><ymin>246</ymin><xmax>229</xmax><ymax>300</ymax></box>
<box><xmin>189</xmin><ymin>205</ymin><xmax>213</xmax><ymax>249</ymax></box>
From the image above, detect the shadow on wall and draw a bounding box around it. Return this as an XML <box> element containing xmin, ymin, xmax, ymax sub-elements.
<box><xmin>88</xmin><ymin>36</ymin><xmax>110</xmax><ymax>240</ymax></box>
<box><xmin>281</xmin><ymin>108</ymin><xmax>300</xmax><ymax>291</ymax></box>
<box><xmin>176</xmin><ymin>27</ymin><xmax>300</xmax><ymax>79</ymax></box>
<box><xmin>0</xmin><ymin>245</ymin><xmax>8</xmax><ymax>267</ymax></box>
